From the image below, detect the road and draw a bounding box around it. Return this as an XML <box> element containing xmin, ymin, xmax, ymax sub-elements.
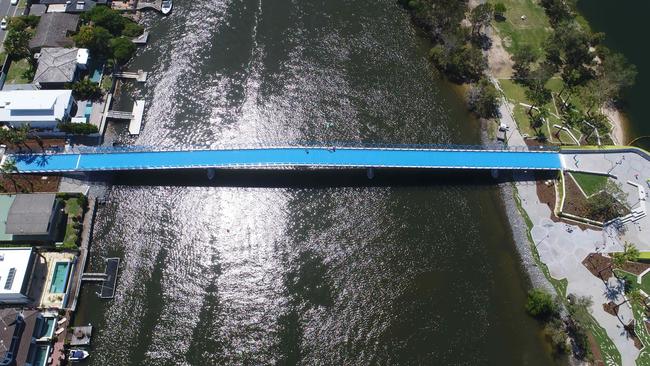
<box><xmin>0</xmin><ymin>0</ymin><xmax>21</xmax><ymax>53</ymax></box>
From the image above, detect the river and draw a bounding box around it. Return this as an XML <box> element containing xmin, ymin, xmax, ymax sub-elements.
<box><xmin>578</xmin><ymin>0</ymin><xmax>650</xmax><ymax>149</ymax></box>
<box><xmin>73</xmin><ymin>0</ymin><xmax>558</xmax><ymax>364</ymax></box>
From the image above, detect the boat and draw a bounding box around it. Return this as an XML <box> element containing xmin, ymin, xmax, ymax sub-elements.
<box><xmin>161</xmin><ymin>0</ymin><xmax>172</xmax><ymax>15</ymax></box>
<box><xmin>68</xmin><ymin>349</ymin><xmax>89</xmax><ymax>362</ymax></box>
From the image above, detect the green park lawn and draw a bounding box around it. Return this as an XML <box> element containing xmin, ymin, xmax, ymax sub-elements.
<box><xmin>570</xmin><ymin>172</ymin><xmax>608</xmax><ymax>197</ymax></box>
<box><xmin>489</xmin><ymin>0</ymin><xmax>551</xmax><ymax>55</ymax></box>
<box><xmin>61</xmin><ymin>197</ymin><xmax>83</xmax><ymax>248</ymax></box>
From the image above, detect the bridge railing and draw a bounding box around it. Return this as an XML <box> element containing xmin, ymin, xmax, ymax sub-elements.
<box><xmin>58</xmin><ymin>143</ymin><xmax>559</xmax><ymax>155</ymax></box>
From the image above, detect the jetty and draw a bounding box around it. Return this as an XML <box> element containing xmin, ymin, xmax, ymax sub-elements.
<box><xmin>99</xmin><ymin>258</ymin><xmax>120</xmax><ymax>299</ymax></box>
<box><xmin>133</xmin><ymin>31</ymin><xmax>149</xmax><ymax>45</ymax></box>
<box><xmin>114</xmin><ymin>69</ymin><xmax>148</xmax><ymax>82</ymax></box>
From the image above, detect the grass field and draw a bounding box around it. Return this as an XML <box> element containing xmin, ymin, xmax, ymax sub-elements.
<box><xmin>5</xmin><ymin>58</ymin><xmax>32</xmax><ymax>84</ymax></box>
<box><xmin>489</xmin><ymin>0</ymin><xmax>551</xmax><ymax>55</ymax></box>
<box><xmin>570</xmin><ymin>172</ymin><xmax>608</xmax><ymax>197</ymax></box>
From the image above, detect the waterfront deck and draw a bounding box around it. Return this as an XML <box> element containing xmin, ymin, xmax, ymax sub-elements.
<box><xmin>7</xmin><ymin>146</ymin><xmax>563</xmax><ymax>173</ymax></box>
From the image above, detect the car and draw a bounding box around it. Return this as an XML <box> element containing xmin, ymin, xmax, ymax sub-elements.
<box><xmin>0</xmin><ymin>18</ymin><xmax>7</xmax><ymax>30</ymax></box>
<box><xmin>10</xmin><ymin>0</ymin><xmax>18</xmax><ymax>5</ymax></box>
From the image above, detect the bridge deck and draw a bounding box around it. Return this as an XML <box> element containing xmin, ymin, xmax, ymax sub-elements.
<box><xmin>8</xmin><ymin>147</ymin><xmax>562</xmax><ymax>173</ymax></box>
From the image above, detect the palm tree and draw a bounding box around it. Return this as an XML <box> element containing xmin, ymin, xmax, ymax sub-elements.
<box><xmin>0</xmin><ymin>159</ymin><xmax>19</xmax><ymax>192</ymax></box>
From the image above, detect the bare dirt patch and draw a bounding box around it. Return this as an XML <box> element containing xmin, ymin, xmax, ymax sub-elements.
<box><xmin>0</xmin><ymin>175</ymin><xmax>60</xmax><ymax>193</ymax></box>
<box><xmin>486</xmin><ymin>28</ymin><xmax>513</xmax><ymax>79</ymax></box>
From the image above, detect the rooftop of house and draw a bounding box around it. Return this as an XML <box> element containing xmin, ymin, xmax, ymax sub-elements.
<box><xmin>0</xmin><ymin>248</ymin><xmax>33</xmax><ymax>295</ymax></box>
<box><xmin>34</xmin><ymin>48</ymin><xmax>89</xmax><ymax>85</ymax></box>
<box><xmin>0</xmin><ymin>309</ymin><xmax>41</xmax><ymax>366</ymax></box>
<box><xmin>29</xmin><ymin>13</ymin><xmax>79</xmax><ymax>50</ymax></box>
<box><xmin>0</xmin><ymin>90</ymin><xmax>73</xmax><ymax>122</ymax></box>
<box><xmin>5</xmin><ymin>194</ymin><xmax>57</xmax><ymax>235</ymax></box>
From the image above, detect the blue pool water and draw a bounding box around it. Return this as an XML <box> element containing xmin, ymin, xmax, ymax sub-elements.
<box><xmin>49</xmin><ymin>262</ymin><xmax>71</xmax><ymax>294</ymax></box>
<box><xmin>11</xmin><ymin>147</ymin><xmax>563</xmax><ymax>173</ymax></box>
<box><xmin>32</xmin><ymin>345</ymin><xmax>50</xmax><ymax>366</ymax></box>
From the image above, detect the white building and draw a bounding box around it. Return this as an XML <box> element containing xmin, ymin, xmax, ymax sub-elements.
<box><xmin>0</xmin><ymin>90</ymin><xmax>75</xmax><ymax>129</ymax></box>
<box><xmin>0</xmin><ymin>248</ymin><xmax>35</xmax><ymax>305</ymax></box>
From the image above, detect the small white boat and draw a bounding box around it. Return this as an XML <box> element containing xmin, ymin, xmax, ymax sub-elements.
<box><xmin>161</xmin><ymin>0</ymin><xmax>172</xmax><ymax>15</ymax></box>
<box><xmin>69</xmin><ymin>350</ymin><xmax>89</xmax><ymax>362</ymax></box>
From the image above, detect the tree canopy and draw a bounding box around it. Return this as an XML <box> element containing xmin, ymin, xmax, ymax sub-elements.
<box><xmin>110</xmin><ymin>37</ymin><xmax>137</xmax><ymax>65</ymax></box>
<box><xmin>74</xmin><ymin>25</ymin><xmax>112</xmax><ymax>58</ymax></box>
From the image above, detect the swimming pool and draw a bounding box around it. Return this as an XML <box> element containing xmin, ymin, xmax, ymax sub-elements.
<box><xmin>31</xmin><ymin>345</ymin><xmax>50</xmax><ymax>366</ymax></box>
<box><xmin>36</xmin><ymin>317</ymin><xmax>56</xmax><ymax>339</ymax></box>
<box><xmin>49</xmin><ymin>261</ymin><xmax>71</xmax><ymax>293</ymax></box>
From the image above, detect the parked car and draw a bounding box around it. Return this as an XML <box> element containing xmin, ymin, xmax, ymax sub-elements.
<box><xmin>0</xmin><ymin>18</ymin><xmax>7</xmax><ymax>30</ymax></box>
<box><xmin>10</xmin><ymin>0</ymin><xmax>18</xmax><ymax>5</ymax></box>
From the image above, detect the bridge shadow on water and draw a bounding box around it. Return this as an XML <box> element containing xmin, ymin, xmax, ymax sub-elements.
<box><xmin>92</xmin><ymin>168</ymin><xmax>557</xmax><ymax>189</ymax></box>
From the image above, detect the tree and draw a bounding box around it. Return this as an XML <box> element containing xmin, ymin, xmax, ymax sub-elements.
<box><xmin>70</xmin><ymin>79</ymin><xmax>103</xmax><ymax>101</ymax></box>
<box><xmin>612</xmin><ymin>242</ymin><xmax>640</xmax><ymax>268</ymax></box>
<box><xmin>0</xmin><ymin>159</ymin><xmax>19</xmax><ymax>192</ymax></box>
<box><xmin>529</xmin><ymin>107</ymin><xmax>549</xmax><ymax>133</ymax></box>
<box><xmin>73</xmin><ymin>25</ymin><xmax>112</xmax><ymax>58</ymax></box>
<box><xmin>587</xmin><ymin>181</ymin><xmax>628</xmax><ymax>222</ymax></box>
<box><xmin>512</xmin><ymin>44</ymin><xmax>537</xmax><ymax>81</ymax></box>
<box><xmin>122</xmin><ymin>21</ymin><xmax>144</xmax><ymax>37</ymax></box>
<box><xmin>469</xmin><ymin>3</ymin><xmax>493</xmax><ymax>35</ymax></box>
<box><xmin>82</xmin><ymin>5</ymin><xmax>126</xmax><ymax>36</ymax></box>
<box><xmin>467</xmin><ymin>78</ymin><xmax>500</xmax><ymax>118</ymax></box>
<box><xmin>597</xmin><ymin>50</ymin><xmax>637</xmax><ymax>103</ymax></box>
<box><xmin>3</xmin><ymin>29</ymin><xmax>31</xmax><ymax>60</ymax></box>
<box><xmin>493</xmin><ymin>3</ymin><xmax>507</xmax><ymax>20</ymax></box>
<box><xmin>525</xmin><ymin>83</ymin><xmax>551</xmax><ymax>116</ymax></box>
<box><xmin>526</xmin><ymin>289</ymin><xmax>559</xmax><ymax>320</ymax></box>
<box><xmin>110</xmin><ymin>36</ymin><xmax>136</xmax><ymax>65</ymax></box>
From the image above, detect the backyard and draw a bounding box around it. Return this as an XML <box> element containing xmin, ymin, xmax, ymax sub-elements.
<box><xmin>60</xmin><ymin>195</ymin><xmax>85</xmax><ymax>249</ymax></box>
<box><xmin>5</xmin><ymin>58</ymin><xmax>33</xmax><ymax>84</ymax></box>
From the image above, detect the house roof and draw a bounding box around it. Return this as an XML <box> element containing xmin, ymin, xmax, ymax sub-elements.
<box><xmin>0</xmin><ymin>90</ymin><xmax>73</xmax><ymax>123</ymax></box>
<box><xmin>29</xmin><ymin>13</ymin><xmax>79</xmax><ymax>49</ymax></box>
<box><xmin>34</xmin><ymin>48</ymin><xmax>87</xmax><ymax>85</ymax></box>
<box><xmin>0</xmin><ymin>248</ymin><xmax>33</xmax><ymax>294</ymax></box>
<box><xmin>0</xmin><ymin>309</ymin><xmax>40</xmax><ymax>366</ymax></box>
<box><xmin>5</xmin><ymin>194</ymin><xmax>57</xmax><ymax>235</ymax></box>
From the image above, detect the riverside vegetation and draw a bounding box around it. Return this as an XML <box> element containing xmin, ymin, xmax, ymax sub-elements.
<box><xmin>398</xmin><ymin>0</ymin><xmax>638</xmax><ymax>362</ymax></box>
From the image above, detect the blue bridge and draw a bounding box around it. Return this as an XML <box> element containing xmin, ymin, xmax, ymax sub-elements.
<box><xmin>3</xmin><ymin>145</ymin><xmax>564</xmax><ymax>173</ymax></box>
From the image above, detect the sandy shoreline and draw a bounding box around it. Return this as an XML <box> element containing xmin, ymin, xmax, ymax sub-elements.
<box><xmin>603</xmin><ymin>106</ymin><xmax>627</xmax><ymax>145</ymax></box>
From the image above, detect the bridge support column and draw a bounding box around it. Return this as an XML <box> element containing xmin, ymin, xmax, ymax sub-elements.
<box><xmin>207</xmin><ymin>168</ymin><xmax>216</xmax><ymax>180</ymax></box>
<box><xmin>491</xmin><ymin>169</ymin><xmax>499</xmax><ymax>179</ymax></box>
<box><xmin>367</xmin><ymin>168</ymin><xmax>375</xmax><ymax>180</ymax></box>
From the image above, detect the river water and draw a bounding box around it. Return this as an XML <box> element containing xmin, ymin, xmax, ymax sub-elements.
<box><xmin>578</xmin><ymin>0</ymin><xmax>650</xmax><ymax>149</ymax></box>
<box><xmin>74</xmin><ymin>0</ymin><xmax>558</xmax><ymax>364</ymax></box>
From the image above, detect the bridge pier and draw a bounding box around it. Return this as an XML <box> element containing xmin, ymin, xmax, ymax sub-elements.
<box><xmin>367</xmin><ymin>168</ymin><xmax>375</xmax><ymax>180</ymax></box>
<box><xmin>207</xmin><ymin>168</ymin><xmax>216</xmax><ymax>180</ymax></box>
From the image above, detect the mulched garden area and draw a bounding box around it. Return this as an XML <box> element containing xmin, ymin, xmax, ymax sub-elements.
<box><xmin>0</xmin><ymin>175</ymin><xmax>60</xmax><ymax>193</ymax></box>
<box><xmin>563</xmin><ymin>172</ymin><xmax>592</xmax><ymax>217</ymax></box>
<box><xmin>562</xmin><ymin>173</ymin><xmax>630</xmax><ymax>223</ymax></box>
<box><xmin>629</xmin><ymin>321</ymin><xmax>643</xmax><ymax>349</ymax></box>
<box><xmin>3</xmin><ymin>138</ymin><xmax>66</xmax><ymax>153</ymax></box>
<box><xmin>587</xmin><ymin>333</ymin><xmax>605</xmax><ymax>366</ymax></box>
<box><xmin>536</xmin><ymin>177</ymin><xmax>593</xmax><ymax>230</ymax></box>
<box><xmin>603</xmin><ymin>302</ymin><xmax>618</xmax><ymax>316</ymax></box>
<box><xmin>583</xmin><ymin>253</ymin><xmax>613</xmax><ymax>280</ymax></box>
<box><xmin>582</xmin><ymin>253</ymin><xmax>650</xmax><ymax>282</ymax></box>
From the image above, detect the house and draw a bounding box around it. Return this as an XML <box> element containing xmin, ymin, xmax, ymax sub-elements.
<box><xmin>30</xmin><ymin>0</ymin><xmax>106</xmax><ymax>13</ymax></box>
<box><xmin>0</xmin><ymin>248</ymin><xmax>36</xmax><ymax>305</ymax></box>
<box><xmin>0</xmin><ymin>90</ymin><xmax>75</xmax><ymax>129</ymax></box>
<box><xmin>4</xmin><ymin>194</ymin><xmax>63</xmax><ymax>241</ymax></box>
<box><xmin>29</xmin><ymin>13</ymin><xmax>79</xmax><ymax>50</ymax></box>
<box><xmin>0</xmin><ymin>309</ymin><xmax>56</xmax><ymax>366</ymax></box>
<box><xmin>34</xmin><ymin>48</ymin><xmax>89</xmax><ymax>89</ymax></box>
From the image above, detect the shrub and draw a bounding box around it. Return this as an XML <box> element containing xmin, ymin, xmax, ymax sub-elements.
<box><xmin>57</xmin><ymin>122</ymin><xmax>99</xmax><ymax>135</ymax></box>
<box><xmin>525</xmin><ymin>289</ymin><xmax>559</xmax><ymax>320</ymax></box>
<box><xmin>493</xmin><ymin>3</ymin><xmax>506</xmax><ymax>20</ymax></box>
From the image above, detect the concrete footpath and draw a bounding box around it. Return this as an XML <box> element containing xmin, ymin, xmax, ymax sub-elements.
<box><xmin>498</xmin><ymin>97</ymin><xmax>648</xmax><ymax>365</ymax></box>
